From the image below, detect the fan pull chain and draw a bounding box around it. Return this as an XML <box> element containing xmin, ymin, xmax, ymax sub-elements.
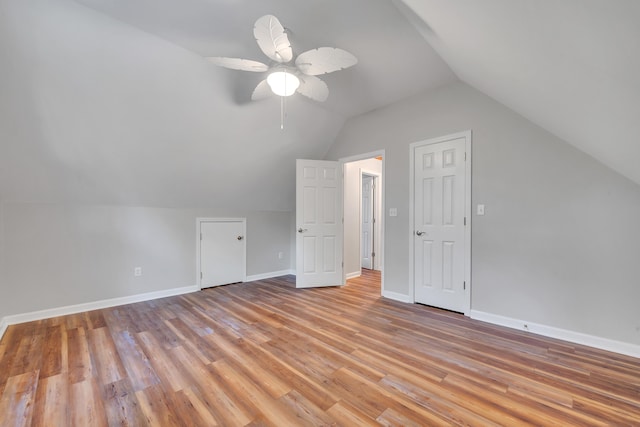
<box><xmin>280</xmin><ymin>95</ymin><xmax>285</xmax><ymax>130</ymax></box>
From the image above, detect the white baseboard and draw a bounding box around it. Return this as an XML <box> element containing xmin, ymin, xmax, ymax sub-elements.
<box><xmin>382</xmin><ymin>290</ymin><xmax>413</xmax><ymax>304</ymax></box>
<box><xmin>246</xmin><ymin>269</ymin><xmax>295</xmax><ymax>282</ymax></box>
<box><xmin>470</xmin><ymin>310</ymin><xmax>640</xmax><ymax>359</ymax></box>
<box><xmin>346</xmin><ymin>271</ymin><xmax>362</xmax><ymax>280</ymax></box>
<box><xmin>0</xmin><ymin>285</ymin><xmax>199</xmax><ymax>340</ymax></box>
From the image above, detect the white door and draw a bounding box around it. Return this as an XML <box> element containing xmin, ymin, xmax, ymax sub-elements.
<box><xmin>296</xmin><ymin>159</ymin><xmax>343</xmax><ymax>288</ymax></box>
<box><xmin>413</xmin><ymin>136</ymin><xmax>469</xmax><ymax>312</ymax></box>
<box><xmin>361</xmin><ymin>175</ymin><xmax>374</xmax><ymax>269</ymax></box>
<box><xmin>199</xmin><ymin>219</ymin><xmax>246</xmax><ymax>288</ymax></box>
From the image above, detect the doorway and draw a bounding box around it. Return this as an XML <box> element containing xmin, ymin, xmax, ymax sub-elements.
<box><xmin>340</xmin><ymin>151</ymin><xmax>385</xmax><ymax>293</ymax></box>
<box><xmin>410</xmin><ymin>131</ymin><xmax>471</xmax><ymax>314</ymax></box>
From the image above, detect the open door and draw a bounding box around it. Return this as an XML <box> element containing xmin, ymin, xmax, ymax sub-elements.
<box><xmin>296</xmin><ymin>159</ymin><xmax>343</xmax><ymax>288</ymax></box>
<box><xmin>361</xmin><ymin>175</ymin><xmax>374</xmax><ymax>269</ymax></box>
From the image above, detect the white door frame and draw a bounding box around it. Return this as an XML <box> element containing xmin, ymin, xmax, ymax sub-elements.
<box><xmin>339</xmin><ymin>150</ymin><xmax>385</xmax><ymax>294</ymax></box>
<box><xmin>196</xmin><ymin>217</ymin><xmax>247</xmax><ymax>289</ymax></box>
<box><xmin>409</xmin><ymin>131</ymin><xmax>472</xmax><ymax>315</ymax></box>
<box><xmin>360</xmin><ymin>170</ymin><xmax>381</xmax><ymax>271</ymax></box>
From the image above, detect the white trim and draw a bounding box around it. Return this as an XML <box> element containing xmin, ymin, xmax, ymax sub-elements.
<box><xmin>246</xmin><ymin>270</ymin><xmax>295</xmax><ymax>282</ymax></box>
<box><xmin>196</xmin><ymin>217</ymin><xmax>247</xmax><ymax>289</ymax></box>
<box><xmin>0</xmin><ymin>317</ymin><xmax>8</xmax><ymax>341</ymax></box>
<box><xmin>470</xmin><ymin>310</ymin><xmax>640</xmax><ymax>359</ymax></box>
<box><xmin>339</xmin><ymin>150</ymin><xmax>386</xmax><ymax>297</ymax></box>
<box><xmin>382</xmin><ymin>290</ymin><xmax>413</xmax><ymax>304</ymax></box>
<box><xmin>409</xmin><ymin>131</ymin><xmax>472</xmax><ymax>312</ymax></box>
<box><xmin>346</xmin><ymin>271</ymin><xmax>362</xmax><ymax>280</ymax></box>
<box><xmin>0</xmin><ymin>285</ymin><xmax>198</xmax><ymax>336</ymax></box>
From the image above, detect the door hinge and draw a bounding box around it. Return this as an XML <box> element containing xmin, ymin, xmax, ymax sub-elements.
<box><xmin>200</xmin><ymin>233</ymin><xmax>202</xmax><ymax>241</ymax></box>
<box><xmin>465</xmin><ymin>152</ymin><xmax>467</xmax><ymax>161</ymax></box>
<box><xmin>463</xmin><ymin>281</ymin><xmax>466</xmax><ymax>290</ymax></box>
<box><xmin>200</xmin><ymin>272</ymin><xmax>203</xmax><ymax>279</ymax></box>
<box><xmin>373</xmin><ymin>217</ymin><xmax>376</xmax><ymax>223</ymax></box>
<box><xmin>464</xmin><ymin>217</ymin><xmax>467</xmax><ymax>226</ymax></box>
<box><xmin>372</xmin><ymin>252</ymin><xmax>375</xmax><ymax>258</ymax></box>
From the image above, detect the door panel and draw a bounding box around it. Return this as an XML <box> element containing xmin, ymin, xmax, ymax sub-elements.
<box><xmin>200</xmin><ymin>220</ymin><xmax>245</xmax><ymax>288</ymax></box>
<box><xmin>414</xmin><ymin>138</ymin><xmax>467</xmax><ymax>312</ymax></box>
<box><xmin>361</xmin><ymin>175</ymin><xmax>374</xmax><ymax>269</ymax></box>
<box><xmin>296</xmin><ymin>159</ymin><xmax>343</xmax><ymax>288</ymax></box>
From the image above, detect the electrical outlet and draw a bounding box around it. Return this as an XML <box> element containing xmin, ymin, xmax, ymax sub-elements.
<box><xmin>477</xmin><ymin>204</ymin><xmax>485</xmax><ymax>215</ymax></box>
<box><xmin>134</xmin><ymin>267</ymin><xmax>142</xmax><ymax>277</ymax></box>
<box><xmin>278</xmin><ymin>251</ymin><xmax>283</xmax><ymax>260</ymax></box>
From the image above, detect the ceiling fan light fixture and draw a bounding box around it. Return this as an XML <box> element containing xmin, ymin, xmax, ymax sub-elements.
<box><xmin>267</xmin><ymin>71</ymin><xmax>300</xmax><ymax>97</ymax></box>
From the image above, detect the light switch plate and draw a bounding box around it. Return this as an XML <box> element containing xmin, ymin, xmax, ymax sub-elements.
<box><xmin>477</xmin><ymin>204</ymin><xmax>485</xmax><ymax>215</ymax></box>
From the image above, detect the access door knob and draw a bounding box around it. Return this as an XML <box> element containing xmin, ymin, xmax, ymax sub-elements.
<box><xmin>237</xmin><ymin>236</ymin><xmax>244</xmax><ymax>240</ymax></box>
<box><xmin>298</xmin><ymin>228</ymin><xmax>308</xmax><ymax>233</ymax></box>
<box><xmin>415</xmin><ymin>231</ymin><xmax>425</xmax><ymax>236</ymax></box>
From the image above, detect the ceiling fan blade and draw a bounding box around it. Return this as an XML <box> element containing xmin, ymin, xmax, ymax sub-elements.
<box><xmin>297</xmin><ymin>75</ymin><xmax>329</xmax><ymax>102</ymax></box>
<box><xmin>253</xmin><ymin>15</ymin><xmax>293</xmax><ymax>63</ymax></box>
<box><xmin>251</xmin><ymin>80</ymin><xmax>273</xmax><ymax>101</ymax></box>
<box><xmin>206</xmin><ymin>57</ymin><xmax>269</xmax><ymax>72</ymax></box>
<box><xmin>295</xmin><ymin>47</ymin><xmax>357</xmax><ymax>75</ymax></box>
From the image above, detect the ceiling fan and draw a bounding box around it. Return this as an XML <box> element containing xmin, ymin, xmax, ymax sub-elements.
<box><xmin>206</xmin><ymin>14</ymin><xmax>357</xmax><ymax>103</ymax></box>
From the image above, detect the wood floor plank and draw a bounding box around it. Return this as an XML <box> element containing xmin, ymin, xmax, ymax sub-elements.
<box><xmin>0</xmin><ymin>371</ymin><xmax>39</xmax><ymax>427</ymax></box>
<box><xmin>87</xmin><ymin>327</ymin><xmax>125</xmax><ymax>386</ymax></box>
<box><xmin>70</xmin><ymin>378</ymin><xmax>108</xmax><ymax>427</ymax></box>
<box><xmin>31</xmin><ymin>374</ymin><xmax>69</xmax><ymax>427</ymax></box>
<box><xmin>101</xmin><ymin>378</ymin><xmax>147</xmax><ymax>426</ymax></box>
<box><xmin>0</xmin><ymin>269</ymin><xmax>639</xmax><ymax>425</ymax></box>
<box><xmin>110</xmin><ymin>329</ymin><xmax>161</xmax><ymax>392</ymax></box>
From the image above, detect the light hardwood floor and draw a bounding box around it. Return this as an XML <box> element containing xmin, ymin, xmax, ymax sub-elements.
<box><xmin>0</xmin><ymin>269</ymin><xmax>639</xmax><ymax>426</ymax></box>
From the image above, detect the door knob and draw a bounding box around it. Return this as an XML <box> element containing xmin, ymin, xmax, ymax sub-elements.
<box><xmin>415</xmin><ymin>230</ymin><xmax>425</xmax><ymax>236</ymax></box>
<box><xmin>298</xmin><ymin>228</ymin><xmax>308</xmax><ymax>233</ymax></box>
<box><xmin>237</xmin><ymin>235</ymin><xmax>244</xmax><ymax>240</ymax></box>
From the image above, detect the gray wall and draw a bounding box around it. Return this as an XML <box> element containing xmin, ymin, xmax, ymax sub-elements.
<box><xmin>0</xmin><ymin>202</ymin><xmax>5</xmax><ymax>321</ymax></box>
<box><xmin>246</xmin><ymin>211</ymin><xmax>293</xmax><ymax>275</ymax></box>
<box><xmin>325</xmin><ymin>82</ymin><xmax>640</xmax><ymax>346</ymax></box>
<box><xmin>0</xmin><ymin>203</ymin><xmax>292</xmax><ymax>318</ymax></box>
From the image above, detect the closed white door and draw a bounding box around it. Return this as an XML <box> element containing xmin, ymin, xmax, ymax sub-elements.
<box><xmin>361</xmin><ymin>175</ymin><xmax>374</xmax><ymax>269</ymax></box>
<box><xmin>200</xmin><ymin>219</ymin><xmax>245</xmax><ymax>288</ymax></box>
<box><xmin>413</xmin><ymin>137</ymin><xmax>468</xmax><ymax>312</ymax></box>
<box><xmin>296</xmin><ymin>159</ymin><xmax>343</xmax><ymax>288</ymax></box>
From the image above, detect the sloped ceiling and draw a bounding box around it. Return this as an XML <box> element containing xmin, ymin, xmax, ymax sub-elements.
<box><xmin>0</xmin><ymin>0</ymin><xmax>456</xmax><ymax>210</ymax></box>
<box><xmin>1</xmin><ymin>0</ymin><xmax>637</xmax><ymax>213</ymax></box>
<box><xmin>399</xmin><ymin>0</ymin><xmax>640</xmax><ymax>185</ymax></box>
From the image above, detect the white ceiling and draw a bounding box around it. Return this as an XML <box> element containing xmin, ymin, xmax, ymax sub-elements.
<box><xmin>400</xmin><ymin>0</ymin><xmax>640</xmax><ymax>185</ymax></box>
<box><xmin>73</xmin><ymin>0</ymin><xmax>457</xmax><ymax>118</ymax></box>
<box><xmin>0</xmin><ymin>0</ymin><xmax>456</xmax><ymax>209</ymax></box>
<box><xmin>1</xmin><ymin>0</ymin><xmax>638</xmax><ymax>211</ymax></box>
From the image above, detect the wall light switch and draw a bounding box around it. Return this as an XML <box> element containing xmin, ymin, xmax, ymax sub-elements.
<box><xmin>477</xmin><ymin>204</ymin><xmax>485</xmax><ymax>216</ymax></box>
<box><xmin>134</xmin><ymin>267</ymin><xmax>142</xmax><ymax>277</ymax></box>
<box><xmin>389</xmin><ymin>208</ymin><xmax>398</xmax><ymax>217</ymax></box>
<box><xmin>278</xmin><ymin>251</ymin><xmax>283</xmax><ymax>260</ymax></box>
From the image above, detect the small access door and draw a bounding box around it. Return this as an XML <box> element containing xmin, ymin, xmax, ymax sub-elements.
<box><xmin>199</xmin><ymin>218</ymin><xmax>246</xmax><ymax>288</ymax></box>
<box><xmin>296</xmin><ymin>159</ymin><xmax>343</xmax><ymax>288</ymax></box>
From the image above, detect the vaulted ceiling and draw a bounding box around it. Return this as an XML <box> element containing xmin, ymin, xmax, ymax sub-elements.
<box><xmin>0</xmin><ymin>0</ymin><xmax>637</xmax><ymax>211</ymax></box>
